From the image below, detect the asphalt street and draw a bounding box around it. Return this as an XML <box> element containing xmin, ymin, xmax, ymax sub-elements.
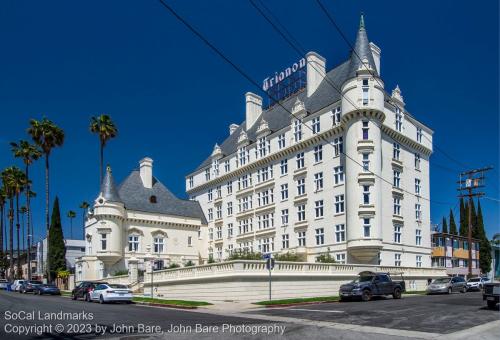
<box><xmin>248</xmin><ymin>291</ymin><xmax>499</xmax><ymax>334</ymax></box>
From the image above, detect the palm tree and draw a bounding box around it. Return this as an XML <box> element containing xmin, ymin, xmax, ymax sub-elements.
<box><xmin>90</xmin><ymin>114</ymin><xmax>117</xmax><ymax>185</ymax></box>
<box><xmin>2</xmin><ymin>167</ymin><xmax>20</xmax><ymax>279</ymax></box>
<box><xmin>0</xmin><ymin>187</ymin><xmax>6</xmax><ymax>278</ymax></box>
<box><xmin>11</xmin><ymin>140</ymin><xmax>41</xmax><ymax>280</ymax></box>
<box><xmin>79</xmin><ymin>201</ymin><xmax>89</xmax><ymax>240</ymax></box>
<box><xmin>28</xmin><ymin>118</ymin><xmax>65</xmax><ymax>283</ymax></box>
<box><xmin>67</xmin><ymin>210</ymin><xmax>76</xmax><ymax>239</ymax></box>
<box><xmin>19</xmin><ymin>206</ymin><xmax>27</xmax><ymax>252</ymax></box>
<box><xmin>11</xmin><ymin>168</ymin><xmax>27</xmax><ymax>278</ymax></box>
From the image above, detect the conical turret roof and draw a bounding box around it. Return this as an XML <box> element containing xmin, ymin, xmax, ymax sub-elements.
<box><xmin>347</xmin><ymin>14</ymin><xmax>378</xmax><ymax>78</ymax></box>
<box><xmin>100</xmin><ymin>165</ymin><xmax>122</xmax><ymax>202</ymax></box>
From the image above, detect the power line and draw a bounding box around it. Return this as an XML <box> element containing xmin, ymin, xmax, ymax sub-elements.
<box><xmin>155</xmin><ymin>0</ymin><xmax>454</xmax><ymax>206</ymax></box>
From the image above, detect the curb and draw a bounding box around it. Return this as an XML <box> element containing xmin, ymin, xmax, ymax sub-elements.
<box><xmin>133</xmin><ymin>301</ymin><xmax>198</xmax><ymax>309</ymax></box>
<box><xmin>260</xmin><ymin>300</ymin><xmax>340</xmax><ymax>308</ymax></box>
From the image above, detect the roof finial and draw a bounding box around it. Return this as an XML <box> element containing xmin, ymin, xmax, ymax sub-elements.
<box><xmin>106</xmin><ymin>164</ymin><xmax>111</xmax><ymax>173</ymax></box>
<box><xmin>359</xmin><ymin>12</ymin><xmax>365</xmax><ymax>30</ymax></box>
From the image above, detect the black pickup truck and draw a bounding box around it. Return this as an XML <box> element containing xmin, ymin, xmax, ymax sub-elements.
<box><xmin>339</xmin><ymin>271</ymin><xmax>406</xmax><ymax>302</ymax></box>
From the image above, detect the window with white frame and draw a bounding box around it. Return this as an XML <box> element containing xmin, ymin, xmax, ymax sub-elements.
<box><xmin>416</xmin><ymin>127</ymin><xmax>422</xmax><ymax>143</ymax></box>
<box><xmin>216</xmin><ymin>205</ymin><xmax>222</xmax><ymax>219</ymax></box>
<box><xmin>393</xmin><ymin>170</ymin><xmax>401</xmax><ymax>188</ymax></box>
<box><xmin>314</xmin><ymin>144</ymin><xmax>323</xmax><ymax>163</ymax></box>
<box><xmin>188</xmin><ymin>236</ymin><xmax>192</xmax><ymax>247</ymax></box>
<box><xmin>315</xmin><ymin>200</ymin><xmax>324</xmax><ymax>218</ymax></box>
<box><xmin>281</xmin><ymin>184</ymin><xmax>288</xmax><ymax>201</ymax></box>
<box><xmin>297</xmin><ymin>204</ymin><xmax>306</xmax><ymax>221</ymax></box>
<box><xmin>415</xmin><ymin>178</ymin><xmax>421</xmax><ymax>195</ymax></box>
<box><xmin>238</xmin><ymin>174</ymin><xmax>250</xmax><ymax>190</ymax></box>
<box><xmin>362</xmin><ymin>78</ymin><xmax>369</xmax><ymax>105</ymax></box>
<box><xmin>363</xmin><ymin>218</ymin><xmax>371</xmax><ymax>237</ymax></box>
<box><xmin>238</xmin><ymin>219</ymin><xmax>252</xmax><ymax>234</ymax></box>
<box><xmin>216</xmin><ymin>226</ymin><xmax>222</xmax><ymax>240</ymax></box>
<box><xmin>394</xmin><ymin>253</ymin><xmax>402</xmax><ymax>266</ymax></box>
<box><xmin>227</xmin><ymin>244</ymin><xmax>233</xmax><ymax>254</ymax></box>
<box><xmin>332</xmin><ymin>106</ymin><xmax>341</xmax><ymax>125</ymax></box>
<box><xmin>257</xmin><ymin>189</ymin><xmax>273</xmax><ymax>207</ymax></box>
<box><xmin>298</xmin><ymin>231</ymin><xmax>306</xmax><ymax>246</ymax></box>
<box><xmin>153</xmin><ymin>236</ymin><xmax>164</xmax><ymax>253</ymax></box>
<box><xmin>238</xmin><ymin>241</ymin><xmax>253</xmax><ymax>252</ymax></box>
<box><xmin>280</xmin><ymin>159</ymin><xmax>288</xmax><ymax>175</ymax></box>
<box><xmin>336</xmin><ymin>253</ymin><xmax>346</xmax><ymax>264</ymax></box>
<box><xmin>296</xmin><ymin>178</ymin><xmax>305</xmax><ymax>196</ymax></box>
<box><xmin>393</xmin><ymin>197</ymin><xmax>401</xmax><ymax>215</ymax></box>
<box><xmin>208</xmin><ymin>189</ymin><xmax>213</xmax><ymax>201</ymax></box>
<box><xmin>258</xmin><ymin>237</ymin><xmax>274</xmax><ymax>253</ymax></box>
<box><xmin>216</xmin><ymin>186</ymin><xmax>222</xmax><ymax>199</ymax></box>
<box><xmin>257</xmin><ymin>213</ymin><xmax>274</xmax><ymax>230</ymax></box>
<box><xmin>257</xmin><ymin>137</ymin><xmax>270</xmax><ymax>158</ymax></box>
<box><xmin>257</xmin><ymin>166</ymin><xmax>273</xmax><ymax>183</ymax></box>
<box><xmin>213</xmin><ymin>159</ymin><xmax>219</xmax><ymax>176</ymax></box>
<box><xmin>238</xmin><ymin>195</ymin><xmax>252</xmax><ymax>212</ymax></box>
<box><xmin>282</xmin><ymin>234</ymin><xmax>289</xmax><ymax>249</ymax></box>
<box><xmin>128</xmin><ymin>235</ymin><xmax>139</xmax><ymax>252</ymax></box>
<box><xmin>188</xmin><ymin>176</ymin><xmax>194</xmax><ymax>188</ymax></box>
<box><xmin>278</xmin><ymin>133</ymin><xmax>286</xmax><ymax>149</ymax></box>
<box><xmin>335</xmin><ymin>224</ymin><xmax>345</xmax><ymax>242</ymax></box>
<box><xmin>296</xmin><ymin>152</ymin><xmax>305</xmax><ymax>169</ymax></box>
<box><xmin>281</xmin><ymin>209</ymin><xmax>289</xmax><ymax>226</ymax></box>
<box><xmin>208</xmin><ymin>208</ymin><xmax>213</xmax><ymax>221</ymax></box>
<box><xmin>395</xmin><ymin>107</ymin><xmax>403</xmax><ymax>132</ymax></box>
<box><xmin>312</xmin><ymin>117</ymin><xmax>320</xmax><ymax>134</ymax></box>
<box><xmin>414</xmin><ymin>153</ymin><xmax>421</xmax><ymax>170</ymax></box>
<box><xmin>238</xmin><ymin>147</ymin><xmax>248</xmax><ymax>166</ymax></box>
<box><xmin>334</xmin><ymin>166</ymin><xmax>344</xmax><ymax>184</ymax></box>
<box><xmin>224</xmin><ymin>160</ymin><xmax>230</xmax><ymax>172</ymax></box>
<box><xmin>314</xmin><ymin>172</ymin><xmax>323</xmax><ymax>191</ymax></box>
<box><xmin>227</xmin><ymin>181</ymin><xmax>233</xmax><ymax>194</ymax></box>
<box><xmin>216</xmin><ymin>246</ymin><xmax>223</xmax><ymax>260</ymax></box>
<box><xmin>293</xmin><ymin>119</ymin><xmax>302</xmax><ymax>142</ymax></box>
<box><xmin>315</xmin><ymin>228</ymin><xmax>325</xmax><ymax>245</ymax></box>
<box><xmin>333</xmin><ymin>137</ymin><xmax>343</xmax><ymax>156</ymax></box>
<box><xmin>363</xmin><ymin>185</ymin><xmax>370</xmax><ymax>205</ymax></box>
<box><xmin>228</xmin><ymin>223</ymin><xmax>233</xmax><ymax>238</ymax></box>
<box><xmin>227</xmin><ymin>202</ymin><xmax>233</xmax><ymax>215</ymax></box>
<box><xmin>335</xmin><ymin>194</ymin><xmax>345</xmax><ymax>213</ymax></box>
<box><xmin>416</xmin><ymin>255</ymin><xmax>422</xmax><ymax>268</ymax></box>
<box><xmin>415</xmin><ymin>203</ymin><xmax>421</xmax><ymax>221</ymax></box>
<box><xmin>362</xmin><ymin>153</ymin><xmax>370</xmax><ymax>172</ymax></box>
<box><xmin>205</xmin><ymin>168</ymin><xmax>211</xmax><ymax>181</ymax></box>
<box><xmin>100</xmin><ymin>233</ymin><xmax>107</xmax><ymax>250</ymax></box>
<box><xmin>416</xmin><ymin>229</ymin><xmax>422</xmax><ymax>246</ymax></box>
<box><xmin>393</xmin><ymin>142</ymin><xmax>400</xmax><ymax>160</ymax></box>
<box><xmin>394</xmin><ymin>225</ymin><xmax>402</xmax><ymax>243</ymax></box>
<box><xmin>362</xmin><ymin>121</ymin><xmax>369</xmax><ymax>140</ymax></box>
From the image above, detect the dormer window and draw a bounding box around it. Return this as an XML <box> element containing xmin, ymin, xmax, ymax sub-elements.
<box><xmin>257</xmin><ymin>137</ymin><xmax>269</xmax><ymax>158</ymax></box>
<box><xmin>150</xmin><ymin>195</ymin><xmax>157</xmax><ymax>204</ymax></box>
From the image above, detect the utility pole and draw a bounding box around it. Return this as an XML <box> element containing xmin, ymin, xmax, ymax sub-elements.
<box><xmin>457</xmin><ymin>166</ymin><xmax>492</xmax><ymax>278</ymax></box>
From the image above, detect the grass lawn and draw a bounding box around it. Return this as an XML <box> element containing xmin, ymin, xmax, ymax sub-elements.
<box><xmin>132</xmin><ymin>297</ymin><xmax>212</xmax><ymax>307</ymax></box>
<box><xmin>404</xmin><ymin>290</ymin><xmax>427</xmax><ymax>295</ymax></box>
<box><xmin>255</xmin><ymin>296</ymin><xmax>340</xmax><ymax>306</ymax></box>
<box><xmin>60</xmin><ymin>291</ymin><xmax>71</xmax><ymax>297</ymax></box>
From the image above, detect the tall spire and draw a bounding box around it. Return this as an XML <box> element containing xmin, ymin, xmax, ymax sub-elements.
<box><xmin>359</xmin><ymin>12</ymin><xmax>365</xmax><ymax>30</ymax></box>
<box><xmin>100</xmin><ymin>165</ymin><xmax>121</xmax><ymax>202</ymax></box>
<box><xmin>347</xmin><ymin>13</ymin><xmax>378</xmax><ymax>78</ymax></box>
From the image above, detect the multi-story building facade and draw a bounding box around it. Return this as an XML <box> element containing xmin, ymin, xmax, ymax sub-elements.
<box><xmin>431</xmin><ymin>231</ymin><xmax>480</xmax><ymax>277</ymax></box>
<box><xmin>186</xmin><ymin>16</ymin><xmax>434</xmax><ymax>267</ymax></box>
<box><xmin>76</xmin><ymin>158</ymin><xmax>207</xmax><ymax>281</ymax></box>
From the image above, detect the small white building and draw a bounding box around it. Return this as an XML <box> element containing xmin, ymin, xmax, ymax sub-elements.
<box><xmin>76</xmin><ymin>158</ymin><xmax>207</xmax><ymax>281</ymax></box>
<box><xmin>36</xmin><ymin>238</ymin><xmax>86</xmax><ymax>276</ymax></box>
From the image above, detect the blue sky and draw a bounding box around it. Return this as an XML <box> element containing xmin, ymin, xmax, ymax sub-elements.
<box><xmin>0</xmin><ymin>0</ymin><xmax>498</xmax><ymax>243</ymax></box>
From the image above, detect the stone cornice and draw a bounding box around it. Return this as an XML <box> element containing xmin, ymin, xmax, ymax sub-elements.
<box><xmin>381</xmin><ymin>125</ymin><xmax>433</xmax><ymax>156</ymax></box>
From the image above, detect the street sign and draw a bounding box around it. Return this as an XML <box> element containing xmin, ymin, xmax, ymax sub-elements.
<box><xmin>263</xmin><ymin>253</ymin><xmax>271</xmax><ymax>260</ymax></box>
<box><xmin>266</xmin><ymin>258</ymin><xmax>275</xmax><ymax>270</ymax></box>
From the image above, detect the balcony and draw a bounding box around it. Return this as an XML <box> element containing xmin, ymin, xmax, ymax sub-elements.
<box><xmin>96</xmin><ymin>250</ymin><xmax>122</xmax><ymax>265</ymax></box>
<box><xmin>347</xmin><ymin>238</ymin><xmax>383</xmax><ymax>263</ymax></box>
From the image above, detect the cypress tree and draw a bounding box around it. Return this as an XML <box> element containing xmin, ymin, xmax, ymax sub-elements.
<box><xmin>442</xmin><ymin>216</ymin><xmax>448</xmax><ymax>234</ymax></box>
<box><xmin>470</xmin><ymin>199</ymin><xmax>477</xmax><ymax>235</ymax></box>
<box><xmin>449</xmin><ymin>209</ymin><xmax>457</xmax><ymax>235</ymax></box>
<box><xmin>47</xmin><ymin>196</ymin><xmax>66</xmax><ymax>282</ymax></box>
<box><xmin>459</xmin><ymin>197</ymin><xmax>468</xmax><ymax>236</ymax></box>
<box><xmin>476</xmin><ymin>200</ymin><xmax>492</xmax><ymax>274</ymax></box>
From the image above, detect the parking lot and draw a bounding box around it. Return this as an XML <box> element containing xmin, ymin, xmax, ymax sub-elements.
<box><xmin>247</xmin><ymin>291</ymin><xmax>499</xmax><ymax>334</ymax></box>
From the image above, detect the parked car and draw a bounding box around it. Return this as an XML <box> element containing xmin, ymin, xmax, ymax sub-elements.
<box><xmin>33</xmin><ymin>284</ymin><xmax>61</xmax><ymax>295</ymax></box>
<box><xmin>339</xmin><ymin>271</ymin><xmax>406</xmax><ymax>302</ymax></box>
<box><xmin>483</xmin><ymin>282</ymin><xmax>500</xmax><ymax>309</ymax></box>
<box><xmin>11</xmin><ymin>280</ymin><xmax>25</xmax><ymax>292</ymax></box>
<box><xmin>427</xmin><ymin>277</ymin><xmax>467</xmax><ymax>294</ymax></box>
<box><xmin>19</xmin><ymin>280</ymin><xmax>43</xmax><ymax>294</ymax></box>
<box><xmin>71</xmin><ymin>281</ymin><xmax>108</xmax><ymax>302</ymax></box>
<box><xmin>466</xmin><ymin>277</ymin><xmax>490</xmax><ymax>291</ymax></box>
<box><xmin>0</xmin><ymin>279</ymin><xmax>8</xmax><ymax>290</ymax></box>
<box><xmin>90</xmin><ymin>283</ymin><xmax>132</xmax><ymax>304</ymax></box>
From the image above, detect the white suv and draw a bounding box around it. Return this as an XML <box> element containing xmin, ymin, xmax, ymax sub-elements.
<box><xmin>466</xmin><ymin>277</ymin><xmax>490</xmax><ymax>291</ymax></box>
<box><xmin>11</xmin><ymin>280</ymin><xmax>25</xmax><ymax>292</ymax></box>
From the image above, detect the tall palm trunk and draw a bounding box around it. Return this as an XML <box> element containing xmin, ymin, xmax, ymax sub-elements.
<box><xmin>26</xmin><ymin>165</ymin><xmax>32</xmax><ymax>280</ymax></box>
<box><xmin>45</xmin><ymin>154</ymin><xmax>50</xmax><ymax>283</ymax></box>
<box><xmin>16</xmin><ymin>193</ymin><xmax>21</xmax><ymax>278</ymax></box>
<box><xmin>99</xmin><ymin>139</ymin><xmax>104</xmax><ymax>185</ymax></box>
<box><xmin>9</xmin><ymin>197</ymin><xmax>14</xmax><ymax>279</ymax></box>
<box><xmin>81</xmin><ymin>208</ymin><xmax>85</xmax><ymax>240</ymax></box>
<box><xmin>0</xmin><ymin>203</ymin><xmax>3</xmax><ymax>278</ymax></box>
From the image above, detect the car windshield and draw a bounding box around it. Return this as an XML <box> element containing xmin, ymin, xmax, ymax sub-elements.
<box><xmin>109</xmin><ymin>284</ymin><xmax>128</xmax><ymax>289</ymax></box>
<box><xmin>352</xmin><ymin>275</ymin><xmax>374</xmax><ymax>283</ymax></box>
<box><xmin>433</xmin><ymin>278</ymin><xmax>450</xmax><ymax>284</ymax></box>
<box><xmin>468</xmin><ymin>278</ymin><xmax>480</xmax><ymax>282</ymax></box>
<box><xmin>30</xmin><ymin>281</ymin><xmax>42</xmax><ymax>284</ymax></box>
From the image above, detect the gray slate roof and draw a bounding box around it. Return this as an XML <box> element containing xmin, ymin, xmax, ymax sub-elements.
<box><xmin>100</xmin><ymin>167</ymin><xmax>121</xmax><ymax>202</ymax></box>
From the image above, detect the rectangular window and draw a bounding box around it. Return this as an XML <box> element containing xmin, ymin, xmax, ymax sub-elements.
<box><xmin>415</xmin><ymin>203</ymin><xmax>421</xmax><ymax>221</ymax></box>
<box><xmin>315</xmin><ymin>228</ymin><xmax>325</xmax><ymax>245</ymax></box>
<box><xmin>363</xmin><ymin>185</ymin><xmax>370</xmax><ymax>205</ymax></box>
<box><xmin>224</xmin><ymin>160</ymin><xmax>230</xmax><ymax>172</ymax></box>
<box><xmin>238</xmin><ymin>147</ymin><xmax>248</xmax><ymax>166</ymax></box>
<box><xmin>362</xmin><ymin>121</ymin><xmax>369</xmax><ymax>140</ymax></box>
<box><xmin>393</xmin><ymin>197</ymin><xmax>401</xmax><ymax>215</ymax></box>
<box><xmin>333</xmin><ymin>137</ymin><xmax>343</xmax><ymax>156</ymax></box>
<box><xmin>315</xmin><ymin>200</ymin><xmax>324</xmax><ymax>218</ymax></box>
<box><xmin>278</xmin><ymin>133</ymin><xmax>286</xmax><ymax>149</ymax></box>
<box><xmin>281</xmin><ymin>184</ymin><xmax>288</xmax><ymax>201</ymax></box>
<box><xmin>335</xmin><ymin>194</ymin><xmax>345</xmax><ymax>213</ymax></box>
<box><xmin>297</xmin><ymin>204</ymin><xmax>306</xmax><ymax>221</ymax></box>
<box><xmin>257</xmin><ymin>137</ymin><xmax>269</xmax><ymax>158</ymax></box>
<box><xmin>332</xmin><ymin>106</ymin><xmax>341</xmax><ymax>125</ymax></box>
<box><xmin>416</xmin><ymin>229</ymin><xmax>422</xmax><ymax>246</ymax></box>
<box><xmin>312</xmin><ymin>117</ymin><xmax>321</xmax><ymax>134</ymax></box>
<box><xmin>238</xmin><ymin>195</ymin><xmax>252</xmax><ymax>212</ymax></box>
<box><xmin>208</xmin><ymin>189</ymin><xmax>213</xmax><ymax>201</ymax></box>
<box><xmin>216</xmin><ymin>226</ymin><xmax>222</xmax><ymax>240</ymax></box>
<box><xmin>238</xmin><ymin>174</ymin><xmax>251</xmax><ymax>190</ymax></box>
<box><xmin>395</xmin><ymin>107</ymin><xmax>403</xmax><ymax>132</ymax></box>
<box><xmin>415</xmin><ymin>179</ymin><xmax>421</xmax><ymax>195</ymax></box>
<box><xmin>212</xmin><ymin>159</ymin><xmax>219</xmax><ymax>177</ymax></box>
<box><xmin>362</xmin><ymin>153</ymin><xmax>370</xmax><ymax>172</ymax></box>
<box><xmin>216</xmin><ymin>185</ymin><xmax>222</xmax><ymax>199</ymax></box>
<box><xmin>257</xmin><ymin>213</ymin><xmax>274</xmax><ymax>230</ymax></box>
<box><xmin>128</xmin><ymin>235</ymin><xmax>139</xmax><ymax>252</ymax></box>
<box><xmin>298</xmin><ymin>231</ymin><xmax>306</xmax><ymax>247</ymax></box>
<box><xmin>281</xmin><ymin>209</ymin><xmax>289</xmax><ymax>226</ymax></box>
<box><xmin>205</xmin><ymin>168</ymin><xmax>211</xmax><ymax>181</ymax></box>
<box><xmin>296</xmin><ymin>152</ymin><xmax>305</xmax><ymax>169</ymax></box>
<box><xmin>257</xmin><ymin>166</ymin><xmax>273</xmax><ymax>183</ymax></box>
<box><xmin>296</xmin><ymin>178</ymin><xmax>306</xmax><ymax>196</ymax></box>
<box><xmin>417</xmin><ymin>128</ymin><xmax>422</xmax><ymax>143</ymax></box>
<box><xmin>314</xmin><ymin>144</ymin><xmax>323</xmax><ymax>163</ymax></box>
<box><xmin>101</xmin><ymin>233</ymin><xmax>107</xmax><ymax>250</ymax></box>
<box><xmin>416</xmin><ymin>255</ymin><xmax>422</xmax><ymax>268</ymax></box>
<box><xmin>153</xmin><ymin>237</ymin><xmax>163</xmax><ymax>253</ymax></box>
<box><xmin>393</xmin><ymin>142</ymin><xmax>400</xmax><ymax>160</ymax></box>
<box><xmin>394</xmin><ymin>253</ymin><xmax>402</xmax><ymax>267</ymax></box>
<box><xmin>363</xmin><ymin>218</ymin><xmax>371</xmax><ymax>237</ymax></box>
<box><xmin>282</xmin><ymin>234</ymin><xmax>289</xmax><ymax>249</ymax></box>
<box><xmin>216</xmin><ymin>205</ymin><xmax>222</xmax><ymax>219</ymax></box>
<box><xmin>336</xmin><ymin>253</ymin><xmax>346</xmax><ymax>264</ymax></box>
<box><xmin>280</xmin><ymin>159</ymin><xmax>288</xmax><ymax>175</ymax></box>
<box><xmin>188</xmin><ymin>236</ymin><xmax>192</xmax><ymax>246</ymax></box>
<box><xmin>228</xmin><ymin>223</ymin><xmax>233</xmax><ymax>238</ymax></box>
<box><xmin>393</xmin><ymin>170</ymin><xmax>401</xmax><ymax>188</ymax></box>
<box><xmin>293</xmin><ymin>120</ymin><xmax>302</xmax><ymax>142</ymax></box>
<box><xmin>314</xmin><ymin>172</ymin><xmax>323</xmax><ymax>191</ymax></box>
<box><xmin>394</xmin><ymin>225</ymin><xmax>402</xmax><ymax>243</ymax></box>
<box><xmin>414</xmin><ymin>153</ymin><xmax>421</xmax><ymax>170</ymax></box>
<box><xmin>258</xmin><ymin>237</ymin><xmax>274</xmax><ymax>253</ymax></box>
<box><xmin>334</xmin><ymin>166</ymin><xmax>344</xmax><ymax>184</ymax></box>
<box><xmin>257</xmin><ymin>189</ymin><xmax>273</xmax><ymax>207</ymax></box>
<box><xmin>208</xmin><ymin>208</ymin><xmax>213</xmax><ymax>221</ymax></box>
<box><xmin>227</xmin><ymin>181</ymin><xmax>233</xmax><ymax>194</ymax></box>
<box><xmin>238</xmin><ymin>219</ymin><xmax>252</xmax><ymax>234</ymax></box>
<box><xmin>188</xmin><ymin>176</ymin><xmax>194</xmax><ymax>188</ymax></box>
<box><xmin>335</xmin><ymin>224</ymin><xmax>345</xmax><ymax>243</ymax></box>
<box><xmin>362</xmin><ymin>78</ymin><xmax>369</xmax><ymax>105</ymax></box>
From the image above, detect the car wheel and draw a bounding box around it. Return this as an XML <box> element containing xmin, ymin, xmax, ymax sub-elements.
<box><xmin>487</xmin><ymin>301</ymin><xmax>497</xmax><ymax>309</ymax></box>
<box><xmin>71</xmin><ymin>293</ymin><xmax>76</xmax><ymax>300</ymax></box>
<box><xmin>85</xmin><ymin>293</ymin><xmax>91</xmax><ymax>302</ymax></box>
<box><xmin>461</xmin><ymin>286</ymin><xmax>466</xmax><ymax>293</ymax></box>
<box><xmin>361</xmin><ymin>289</ymin><xmax>371</xmax><ymax>302</ymax></box>
<box><xmin>448</xmin><ymin>287</ymin><xmax>452</xmax><ymax>294</ymax></box>
<box><xmin>99</xmin><ymin>295</ymin><xmax>105</xmax><ymax>304</ymax></box>
<box><xmin>393</xmin><ymin>288</ymin><xmax>402</xmax><ymax>299</ymax></box>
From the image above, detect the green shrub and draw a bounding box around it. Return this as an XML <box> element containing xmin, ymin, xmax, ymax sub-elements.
<box><xmin>207</xmin><ymin>255</ymin><xmax>215</xmax><ymax>264</ymax></box>
<box><xmin>274</xmin><ymin>252</ymin><xmax>303</xmax><ymax>262</ymax></box>
<box><xmin>226</xmin><ymin>249</ymin><xmax>263</xmax><ymax>260</ymax></box>
<box><xmin>184</xmin><ymin>260</ymin><xmax>195</xmax><ymax>267</ymax></box>
<box><xmin>112</xmin><ymin>269</ymin><xmax>129</xmax><ymax>276</ymax></box>
<box><xmin>167</xmin><ymin>263</ymin><xmax>180</xmax><ymax>269</ymax></box>
<box><xmin>316</xmin><ymin>248</ymin><xmax>336</xmax><ymax>263</ymax></box>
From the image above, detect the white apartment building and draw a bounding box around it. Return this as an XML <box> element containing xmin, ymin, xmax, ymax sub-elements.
<box><xmin>76</xmin><ymin>158</ymin><xmax>207</xmax><ymax>281</ymax></box>
<box><xmin>186</xmin><ymin>16</ymin><xmax>434</xmax><ymax>267</ymax></box>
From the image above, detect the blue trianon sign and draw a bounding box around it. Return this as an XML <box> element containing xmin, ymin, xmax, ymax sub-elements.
<box><xmin>262</xmin><ymin>58</ymin><xmax>307</xmax><ymax>108</ymax></box>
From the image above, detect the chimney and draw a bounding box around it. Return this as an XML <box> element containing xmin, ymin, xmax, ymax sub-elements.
<box><xmin>229</xmin><ymin>123</ymin><xmax>239</xmax><ymax>135</ymax></box>
<box><xmin>139</xmin><ymin>157</ymin><xmax>153</xmax><ymax>189</ymax></box>
<box><xmin>306</xmin><ymin>52</ymin><xmax>326</xmax><ymax>97</ymax></box>
<box><xmin>369</xmin><ymin>42</ymin><xmax>381</xmax><ymax>75</ymax></box>
<box><xmin>245</xmin><ymin>92</ymin><xmax>262</xmax><ymax>129</ymax></box>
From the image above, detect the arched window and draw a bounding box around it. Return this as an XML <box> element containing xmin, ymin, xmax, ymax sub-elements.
<box><xmin>150</xmin><ymin>195</ymin><xmax>157</xmax><ymax>204</ymax></box>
